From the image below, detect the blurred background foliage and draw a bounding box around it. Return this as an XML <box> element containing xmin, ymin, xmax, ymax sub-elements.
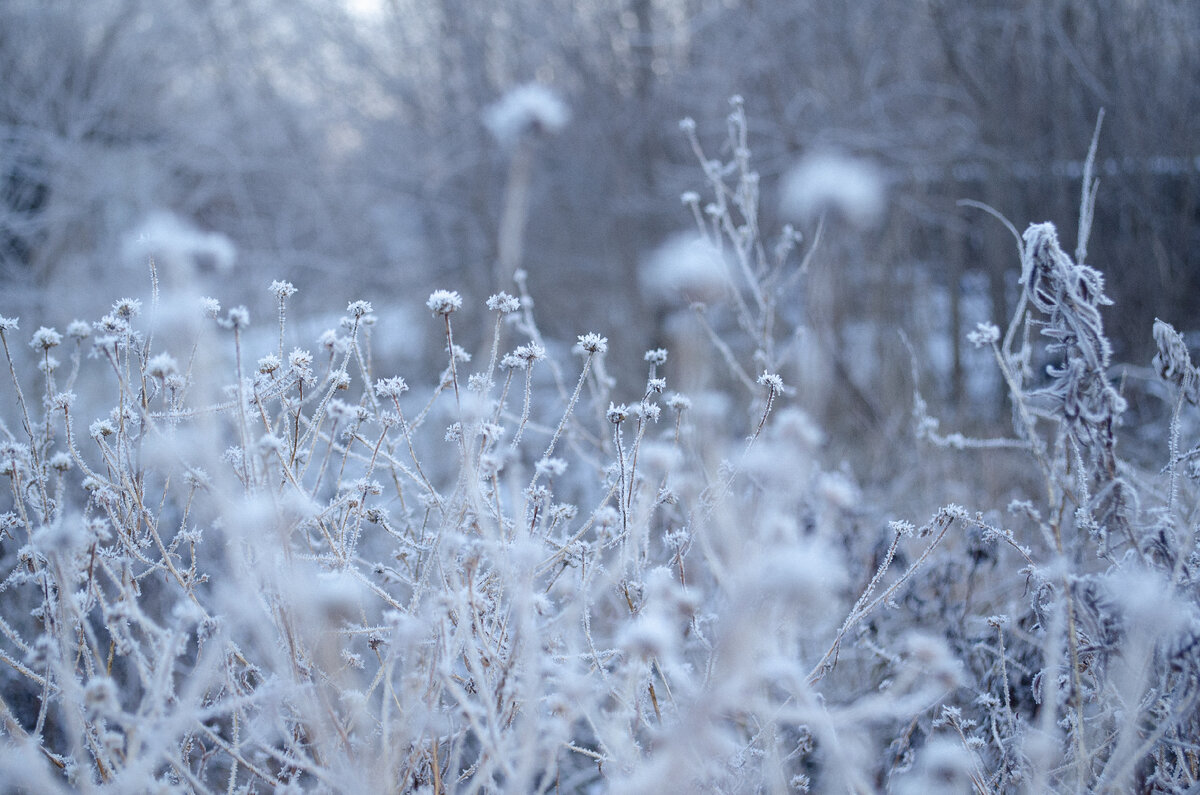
<box><xmin>1</xmin><ymin>0</ymin><xmax>1197</xmax><ymax>452</ymax></box>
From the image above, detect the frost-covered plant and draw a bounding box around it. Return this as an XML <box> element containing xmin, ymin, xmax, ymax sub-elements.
<box><xmin>905</xmin><ymin>121</ymin><xmax>1200</xmax><ymax>791</ymax></box>
<box><xmin>2</xmin><ymin>102</ymin><xmax>1199</xmax><ymax>795</ymax></box>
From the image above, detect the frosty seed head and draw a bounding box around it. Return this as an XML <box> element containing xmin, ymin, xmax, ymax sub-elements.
<box><xmin>781</xmin><ymin>149</ymin><xmax>886</xmax><ymax>228</ymax></box>
<box><xmin>269</xmin><ymin>280</ymin><xmax>297</xmax><ymax>299</ymax></box>
<box><xmin>66</xmin><ymin>320</ymin><xmax>90</xmax><ymax>340</ymax></box>
<box><xmin>426</xmin><ymin>290</ymin><xmax>463</xmax><ymax>316</ymax></box>
<box><xmin>666</xmin><ymin>393</ymin><xmax>691</xmax><ymax>412</ymax></box>
<box><xmin>96</xmin><ymin>315</ymin><xmax>128</xmax><ymax>335</ymax></box>
<box><xmin>90</xmin><ymin>419</ymin><xmax>116</xmax><ymax>438</ymax></box>
<box><xmin>220</xmin><ymin>306</ymin><xmax>249</xmax><ymax>330</ymax></box>
<box><xmin>644</xmin><ymin>348</ymin><xmax>668</xmax><ymax>366</ymax></box>
<box><xmin>346</xmin><ymin>300</ymin><xmax>373</xmax><ymax>319</ymax></box>
<box><xmin>535</xmin><ymin>457</ymin><xmax>568</xmax><ymax>478</ymax></box>
<box><xmin>256</xmin><ymin>354</ymin><xmax>280</xmax><ymax>375</ymax></box>
<box><xmin>515</xmin><ymin>342</ymin><xmax>545</xmax><ymax>363</ymax></box>
<box><xmin>0</xmin><ymin>316</ymin><xmax>18</xmax><ymax>332</ymax></box>
<box><xmin>486</xmin><ymin>292</ymin><xmax>520</xmax><ymax>313</ymax></box>
<box><xmin>112</xmin><ymin>298</ymin><xmax>142</xmax><ymax>320</ymax></box>
<box><xmin>484</xmin><ymin>84</ymin><xmax>569</xmax><ymax>146</ymax></box>
<box><xmin>374</xmin><ymin>376</ymin><xmax>409</xmax><ymax>399</ymax></box>
<box><xmin>967</xmin><ymin>322</ymin><xmax>1000</xmax><ymax>349</ymax></box>
<box><xmin>606</xmin><ymin>403</ymin><xmax>629</xmax><ymax>424</ymax></box>
<box><xmin>147</xmin><ymin>353</ymin><xmax>179</xmax><ymax>379</ymax></box>
<box><xmin>30</xmin><ymin>327</ymin><xmax>62</xmax><ymax>351</ymax></box>
<box><xmin>577</xmin><ymin>333</ymin><xmax>608</xmax><ymax>355</ymax></box>
<box><xmin>757</xmin><ymin>371</ymin><xmax>785</xmax><ymax>393</ymax></box>
<box><xmin>634</xmin><ymin>402</ymin><xmax>662</xmax><ymax>422</ymax></box>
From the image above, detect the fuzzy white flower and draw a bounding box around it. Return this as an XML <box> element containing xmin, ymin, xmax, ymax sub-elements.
<box><xmin>29</xmin><ymin>327</ymin><xmax>62</xmax><ymax>351</ymax></box>
<box><xmin>486</xmin><ymin>292</ymin><xmax>520</xmax><ymax>313</ymax></box>
<box><xmin>484</xmin><ymin>84</ymin><xmax>569</xmax><ymax>147</ymax></box>
<box><xmin>967</xmin><ymin>322</ymin><xmax>1001</xmax><ymax>348</ymax></box>
<box><xmin>269</xmin><ymin>280</ymin><xmax>297</xmax><ymax>299</ymax></box>
<box><xmin>426</xmin><ymin>290</ymin><xmax>462</xmax><ymax>316</ymax></box>
<box><xmin>781</xmin><ymin>150</ymin><xmax>886</xmax><ymax>227</ymax></box>
<box><xmin>577</xmin><ymin>333</ymin><xmax>608</xmax><ymax>355</ymax></box>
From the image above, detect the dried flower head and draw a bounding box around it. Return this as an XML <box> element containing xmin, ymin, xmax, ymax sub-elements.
<box><xmin>96</xmin><ymin>314</ymin><xmax>128</xmax><ymax>335</ymax></box>
<box><xmin>269</xmin><ymin>280</ymin><xmax>297</xmax><ymax>299</ymax></box>
<box><xmin>426</xmin><ymin>290</ymin><xmax>463</xmax><ymax>316</ymax></box>
<box><xmin>967</xmin><ymin>322</ymin><xmax>1000</xmax><ymax>348</ymax></box>
<box><xmin>30</xmin><ymin>327</ymin><xmax>62</xmax><ymax>351</ymax></box>
<box><xmin>666</xmin><ymin>393</ymin><xmax>691</xmax><ymax>412</ymax></box>
<box><xmin>147</xmin><ymin>353</ymin><xmax>179</xmax><ymax>379</ymax></box>
<box><xmin>484</xmin><ymin>84</ymin><xmax>569</xmax><ymax>146</ymax></box>
<box><xmin>577</xmin><ymin>333</ymin><xmax>608</xmax><ymax>355</ymax></box>
<box><xmin>515</xmin><ymin>342</ymin><xmax>545</xmax><ymax>363</ymax></box>
<box><xmin>536</xmin><ymin>457</ymin><xmax>568</xmax><ymax>477</ymax></box>
<box><xmin>374</xmin><ymin>377</ymin><xmax>409</xmax><ymax>399</ymax></box>
<box><xmin>346</xmin><ymin>300</ymin><xmax>373</xmax><ymax>319</ymax></box>
<box><xmin>220</xmin><ymin>306</ymin><xmax>250</xmax><ymax>330</ymax></box>
<box><xmin>288</xmin><ymin>348</ymin><xmax>315</xmax><ymax>384</ymax></box>
<box><xmin>757</xmin><ymin>371</ymin><xmax>785</xmax><ymax>393</ymax></box>
<box><xmin>486</xmin><ymin>292</ymin><xmax>520</xmax><ymax>313</ymax></box>
<box><xmin>112</xmin><ymin>298</ymin><xmax>142</xmax><ymax>320</ymax></box>
<box><xmin>644</xmin><ymin>348</ymin><xmax>669</xmax><ymax>365</ymax></box>
<box><xmin>256</xmin><ymin>354</ymin><xmax>281</xmax><ymax>375</ymax></box>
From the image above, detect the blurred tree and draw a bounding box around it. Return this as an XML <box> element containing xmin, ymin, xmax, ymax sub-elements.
<box><xmin>0</xmin><ymin>0</ymin><xmax>1195</xmax><ymax>424</ymax></box>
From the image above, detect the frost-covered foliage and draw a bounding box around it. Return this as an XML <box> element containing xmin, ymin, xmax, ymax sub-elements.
<box><xmin>2</xmin><ymin>105</ymin><xmax>1200</xmax><ymax>794</ymax></box>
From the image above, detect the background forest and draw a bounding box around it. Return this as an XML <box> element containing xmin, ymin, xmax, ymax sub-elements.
<box><xmin>3</xmin><ymin>0</ymin><xmax>1197</xmax><ymax>418</ymax></box>
<box><xmin>2</xmin><ymin>1</ymin><xmax>1200</xmax><ymax>792</ymax></box>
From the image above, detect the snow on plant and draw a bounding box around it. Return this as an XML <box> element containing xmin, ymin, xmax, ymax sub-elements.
<box><xmin>484</xmin><ymin>84</ymin><xmax>569</xmax><ymax>148</ymax></box>
<box><xmin>2</xmin><ymin>102</ymin><xmax>1200</xmax><ymax>794</ymax></box>
<box><xmin>780</xmin><ymin>149</ymin><xmax>887</xmax><ymax>228</ymax></box>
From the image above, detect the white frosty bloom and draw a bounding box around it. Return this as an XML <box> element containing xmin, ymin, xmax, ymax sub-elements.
<box><xmin>147</xmin><ymin>353</ymin><xmax>179</xmax><ymax>378</ymax></box>
<box><xmin>967</xmin><ymin>322</ymin><xmax>1000</xmax><ymax>348</ymax></box>
<box><xmin>374</xmin><ymin>376</ymin><xmax>408</xmax><ymax>399</ymax></box>
<box><xmin>757</xmin><ymin>371</ymin><xmax>785</xmax><ymax>393</ymax></box>
<box><xmin>781</xmin><ymin>150</ymin><xmax>886</xmax><ymax>227</ymax></box>
<box><xmin>29</xmin><ymin>327</ymin><xmax>62</xmax><ymax>351</ymax></box>
<box><xmin>269</xmin><ymin>280</ymin><xmax>297</xmax><ymax>299</ymax></box>
<box><xmin>641</xmin><ymin>233</ymin><xmax>729</xmax><ymax>304</ymax></box>
<box><xmin>123</xmin><ymin>210</ymin><xmax>236</xmax><ymax>276</ymax></box>
<box><xmin>346</xmin><ymin>300</ymin><xmax>373</xmax><ymax>319</ymax></box>
<box><xmin>426</xmin><ymin>290</ymin><xmax>462</xmax><ymax>316</ymax></box>
<box><xmin>577</xmin><ymin>333</ymin><xmax>608</xmax><ymax>355</ymax></box>
<box><xmin>486</xmin><ymin>292</ymin><xmax>520</xmax><ymax>313</ymax></box>
<box><xmin>484</xmin><ymin>84</ymin><xmax>569</xmax><ymax>147</ymax></box>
